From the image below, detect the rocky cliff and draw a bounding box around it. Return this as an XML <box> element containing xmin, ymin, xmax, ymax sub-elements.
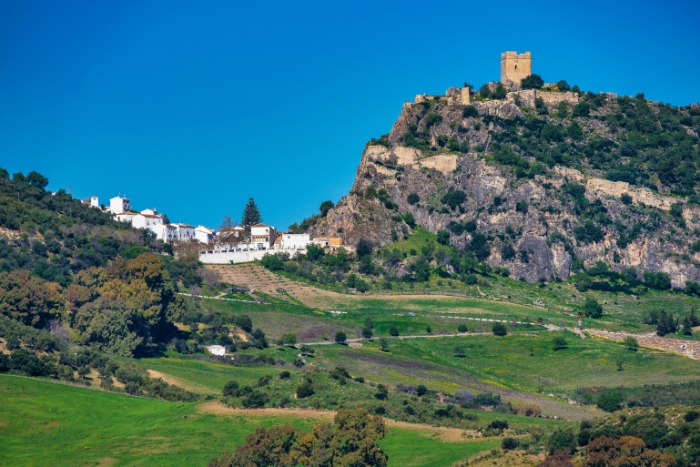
<box><xmin>309</xmin><ymin>86</ymin><xmax>700</xmax><ymax>286</ymax></box>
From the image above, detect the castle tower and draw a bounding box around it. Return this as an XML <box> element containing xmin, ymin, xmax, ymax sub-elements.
<box><xmin>500</xmin><ymin>51</ymin><xmax>531</xmax><ymax>84</ymax></box>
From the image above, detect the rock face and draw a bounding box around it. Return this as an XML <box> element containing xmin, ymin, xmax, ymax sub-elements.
<box><xmin>309</xmin><ymin>90</ymin><xmax>700</xmax><ymax>286</ymax></box>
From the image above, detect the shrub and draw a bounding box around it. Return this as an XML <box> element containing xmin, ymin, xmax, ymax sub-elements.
<box><xmin>389</xmin><ymin>326</ymin><xmax>399</xmax><ymax>336</ymax></box>
<box><xmin>547</xmin><ymin>429</ymin><xmax>576</xmax><ymax>454</ymax></box>
<box><xmin>458</xmin><ymin>324</ymin><xmax>468</xmax><ymax>333</ymax></box>
<box><xmin>488</xmin><ymin>420</ymin><xmax>509</xmax><ymax>430</ymax></box>
<box><xmin>583</xmin><ymin>297</ymin><xmax>603</xmax><ymax>318</ymax></box>
<box><xmin>521</xmin><ymin>74</ymin><xmax>544</xmax><ymax>89</ymax></box>
<box><xmin>334</xmin><ymin>332</ymin><xmax>347</xmax><ymax>344</ymax></box>
<box><xmin>621</xmin><ymin>193</ymin><xmax>633</xmax><ymax>205</ymax></box>
<box><xmin>463</xmin><ymin>105</ymin><xmax>479</xmax><ymax>118</ymax></box>
<box><xmin>437</xmin><ymin>230</ymin><xmax>450</xmax><ymax>245</ymax></box>
<box><xmin>407</xmin><ymin>193</ymin><xmax>420</xmax><ymax>205</ymax></box>
<box><xmin>492</xmin><ymin>322</ymin><xmax>508</xmax><ymax>336</ymax></box>
<box><xmin>597</xmin><ymin>389</ymin><xmax>622</xmax><ymax>412</ymax></box>
<box><xmin>643</xmin><ymin>271</ymin><xmax>671</xmax><ymax>290</ymax></box>
<box><xmin>416</xmin><ymin>384</ymin><xmax>427</xmax><ymax>397</ymax></box>
<box><xmin>502</xmin><ymin>437</ymin><xmax>519</xmax><ymax>450</ymax></box>
<box><xmin>279</xmin><ymin>371</ymin><xmax>291</xmax><ymax>380</ymax></box>
<box><xmin>296</xmin><ymin>380</ymin><xmax>314</xmax><ymax>399</ymax></box>
<box><xmin>553</xmin><ymin>336</ymin><xmax>568</xmax><ymax>350</ymax></box>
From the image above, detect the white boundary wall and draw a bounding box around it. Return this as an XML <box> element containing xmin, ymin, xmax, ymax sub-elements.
<box><xmin>199</xmin><ymin>249</ymin><xmax>307</xmax><ymax>264</ymax></box>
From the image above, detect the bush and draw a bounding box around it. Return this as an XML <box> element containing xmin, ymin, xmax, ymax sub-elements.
<box><xmin>463</xmin><ymin>105</ymin><xmax>479</xmax><ymax>118</ymax></box>
<box><xmin>502</xmin><ymin>437</ymin><xmax>519</xmax><ymax>450</ymax></box>
<box><xmin>407</xmin><ymin>193</ymin><xmax>420</xmax><ymax>205</ymax></box>
<box><xmin>492</xmin><ymin>322</ymin><xmax>508</xmax><ymax>336</ymax></box>
<box><xmin>296</xmin><ymin>380</ymin><xmax>314</xmax><ymax>399</ymax></box>
<box><xmin>553</xmin><ymin>336</ymin><xmax>568</xmax><ymax>350</ymax></box>
<box><xmin>583</xmin><ymin>297</ymin><xmax>603</xmax><ymax>318</ymax></box>
<box><xmin>416</xmin><ymin>384</ymin><xmax>427</xmax><ymax>397</ymax></box>
<box><xmin>334</xmin><ymin>332</ymin><xmax>347</xmax><ymax>344</ymax></box>
<box><xmin>643</xmin><ymin>271</ymin><xmax>672</xmax><ymax>290</ymax></box>
<box><xmin>547</xmin><ymin>429</ymin><xmax>576</xmax><ymax>454</ymax></box>
<box><xmin>279</xmin><ymin>371</ymin><xmax>291</xmax><ymax>380</ymax></box>
<box><xmin>437</xmin><ymin>230</ymin><xmax>450</xmax><ymax>245</ymax></box>
<box><xmin>597</xmin><ymin>389</ymin><xmax>622</xmax><ymax>412</ymax></box>
<box><xmin>488</xmin><ymin>420</ymin><xmax>509</xmax><ymax>430</ymax></box>
<box><xmin>521</xmin><ymin>74</ymin><xmax>544</xmax><ymax>89</ymax></box>
<box><xmin>458</xmin><ymin>324</ymin><xmax>468</xmax><ymax>333</ymax></box>
<box><xmin>389</xmin><ymin>326</ymin><xmax>399</xmax><ymax>336</ymax></box>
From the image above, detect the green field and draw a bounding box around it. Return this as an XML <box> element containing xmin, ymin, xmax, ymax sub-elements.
<box><xmin>0</xmin><ymin>376</ymin><xmax>500</xmax><ymax>467</ymax></box>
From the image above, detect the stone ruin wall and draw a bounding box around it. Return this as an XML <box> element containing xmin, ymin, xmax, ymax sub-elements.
<box><xmin>501</xmin><ymin>51</ymin><xmax>532</xmax><ymax>85</ymax></box>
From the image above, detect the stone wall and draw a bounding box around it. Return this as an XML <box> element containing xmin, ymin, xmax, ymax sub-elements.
<box><xmin>507</xmin><ymin>90</ymin><xmax>579</xmax><ymax>108</ymax></box>
<box><xmin>587</xmin><ymin>329</ymin><xmax>700</xmax><ymax>360</ymax></box>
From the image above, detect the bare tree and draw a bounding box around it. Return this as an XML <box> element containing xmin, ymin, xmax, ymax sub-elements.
<box><xmin>217</xmin><ymin>215</ymin><xmax>242</xmax><ymax>250</ymax></box>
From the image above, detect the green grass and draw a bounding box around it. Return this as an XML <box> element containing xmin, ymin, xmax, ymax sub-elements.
<box><xmin>0</xmin><ymin>375</ymin><xmax>501</xmax><ymax>467</ymax></box>
<box><xmin>315</xmin><ymin>331</ymin><xmax>700</xmax><ymax>396</ymax></box>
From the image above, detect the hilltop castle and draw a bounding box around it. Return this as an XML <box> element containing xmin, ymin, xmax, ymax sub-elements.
<box><xmin>501</xmin><ymin>51</ymin><xmax>532</xmax><ymax>85</ymax></box>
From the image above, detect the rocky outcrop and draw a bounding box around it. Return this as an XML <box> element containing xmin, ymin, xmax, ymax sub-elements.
<box><xmin>308</xmin><ymin>91</ymin><xmax>700</xmax><ymax>285</ymax></box>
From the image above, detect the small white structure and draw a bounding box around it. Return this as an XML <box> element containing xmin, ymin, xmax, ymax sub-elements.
<box><xmin>281</xmin><ymin>233</ymin><xmax>312</xmax><ymax>250</ymax></box>
<box><xmin>195</xmin><ymin>225</ymin><xmax>215</xmax><ymax>245</ymax></box>
<box><xmin>156</xmin><ymin>223</ymin><xmax>178</xmax><ymax>243</ymax></box>
<box><xmin>110</xmin><ymin>196</ymin><xmax>131</xmax><ymax>215</ymax></box>
<box><xmin>172</xmin><ymin>223</ymin><xmax>196</xmax><ymax>242</ymax></box>
<box><xmin>250</xmin><ymin>224</ymin><xmax>276</xmax><ymax>249</ymax></box>
<box><xmin>205</xmin><ymin>345</ymin><xmax>226</xmax><ymax>356</ymax></box>
<box><xmin>115</xmin><ymin>211</ymin><xmax>138</xmax><ymax>223</ymax></box>
<box><xmin>82</xmin><ymin>196</ymin><xmax>99</xmax><ymax>208</ymax></box>
<box><xmin>132</xmin><ymin>213</ymin><xmax>164</xmax><ymax>230</ymax></box>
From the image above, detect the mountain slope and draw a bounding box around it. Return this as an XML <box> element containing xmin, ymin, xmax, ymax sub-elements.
<box><xmin>309</xmin><ymin>86</ymin><xmax>700</xmax><ymax>285</ymax></box>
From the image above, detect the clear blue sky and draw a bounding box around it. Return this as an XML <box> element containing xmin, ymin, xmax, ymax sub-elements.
<box><xmin>1</xmin><ymin>0</ymin><xmax>698</xmax><ymax>230</ymax></box>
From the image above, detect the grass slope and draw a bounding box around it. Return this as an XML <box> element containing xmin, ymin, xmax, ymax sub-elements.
<box><xmin>0</xmin><ymin>376</ymin><xmax>499</xmax><ymax>467</ymax></box>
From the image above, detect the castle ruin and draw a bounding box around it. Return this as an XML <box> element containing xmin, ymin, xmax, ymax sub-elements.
<box><xmin>501</xmin><ymin>51</ymin><xmax>531</xmax><ymax>85</ymax></box>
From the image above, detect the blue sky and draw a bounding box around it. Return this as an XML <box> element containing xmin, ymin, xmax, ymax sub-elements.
<box><xmin>1</xmin><ymin>0</ymin><xmax>699</xmax><ymax>230</ymax></box>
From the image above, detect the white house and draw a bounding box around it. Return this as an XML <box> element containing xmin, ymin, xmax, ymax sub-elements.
<box><xmin>281</xmin><ymin>233</ymin><xmax>312</xmax><ymax>250</ymax></box>
<box><xmin>115</xmin><ymin>211</ymin><xmax>138</xmax><ymax>224</ymax></box>
<box><xmin>205</xmin><ymin>345</ymin><xmax>226</xmax><ymax>356</ymax></box>
<box><xmin>132</xmin><ymin>213</ymin><xmax>165</xmax><ymax>230</ymax></box>
<box><xmin>82</xmin><ymin>196</ymin><xmax>99</xmax><ymax>208</ymax></box>
<box><xmin>110</xmin><ymin>196</ymin><xmax>131</xmax><ymax>215</ymax></box>
<box><xmin>195</xmin><ymin>226</ymin><xmax>215</xmax><ymax>245</ymax></box>
<box><xmin>172</xmin><ymin>223</ymin><xmax>196</xmax><ymax>242</ymax></box>
<box><xmin>156</xmin><ymin>223</ymin><xmax>178</xmax><ymax>243</ymax></box>
<box><xmin>250</xmin><ymin>224</ymin><xmax>276</xmax><ymax>249</ymax></box>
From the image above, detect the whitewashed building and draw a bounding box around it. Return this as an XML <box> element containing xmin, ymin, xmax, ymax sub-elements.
<box><xmin>173</xmin><ymin>223</ymin><xmax>196</xmax><ymax>242</ymax></box>
<box><xmin>110</xmin><ymin>196</ymin><xmax>131</xmax><ymax>215</ymax></box>
<box><xmin>115</xmin><ymin>211</ymin><xmax>138</xmax><ymax>224</ymax></box>
<box><xmin>156</xmin><ymin>223</ymin><xmax>178</xmax><ymax>243</ymax></box>
<box><xmin>281</xmin><ymin>233</ymin><xmax>312</xmax><ymax>250</ymax></box>
<box><xmin>195</xmin><ymin>226</ymin><xmax>215</xmax><ymax>245</ymax></box>
<box><xmin>132</xmin><ymin>213</ymin><xmax>165</xmax><ymax>230</ymax></box>
<box><xmin>250</xmin><ymin>224</ymin><xmax>276</xmax><ymax>249</ymax></box>
<box><xmin>82</xmin><ymin>196</ymin><xmax>99</xmax><ymax>208</ymax></box>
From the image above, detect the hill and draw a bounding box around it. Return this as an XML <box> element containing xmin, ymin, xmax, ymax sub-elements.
<box><xmin>306</xmin><ymin>84</ymin><xmax>700</xmax><ymax>286</ymax></box>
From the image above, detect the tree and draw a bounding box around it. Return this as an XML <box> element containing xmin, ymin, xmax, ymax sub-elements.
<box><xmin>416</xmin><ymin>384</ymin><xmax>427</xmax><ymax>397</ymax></box>
<box><xmin>454</xmin><ymin>346</ymin><xmax>466</xmax><ymax>357</ymax></box>
<box><xmin>492</xmin><ymin>322</ymin><xmax>508</xmax><ymax>336</ymax></box>
<box><xmin>335</xmin><ymin>332</ymin><xmax>347</xmax><ymax>344</ymax></box>
<box><xmin>624</xmin><ymin>336</ymin><xmax>639</xmax><ymax>351</ymax></box>
<box><xmin>553</xmin><ymin>336</ymin><xmax>568</xmax><ymax>351</ymax></box>
<box><xmin>643</xmin><ymin>271</ymin><xmax>672</xmax><ymax>290</ymax></box>
<box><xmin>521</xmin><ymin>74</ymin><xmax>544</xmax><ymax>89</ymax></box>
<box><xmin>548</xmin><ymin>429</ymin><xmax>576</xmax><ymax>454</ymax></box>
<box><xmin>458</xmin><ymin>324</ymin><xmax>468</xmax><ymax>333</ymax></box>
<box><xmin>389</xmin><ymin>326</ymin><xmax>399</xmax><ymax>336</ymax></box>
<box><xmin>556</xmin><ymin>80</ymin><xmax>571</xmax><ymax>91</ymax></box>
<box><xmin>538</xmin><ymin>450</ymin><xmax>574</xmax><ymax>467</ymax></box>
<box><xmin>378</xmin><ymin>338</ymin><xmax>389</xmax><ymax>352</ymax></box>
<box><xmin>583</xmin><ymin>297</ymin><xmax>603</xmax><ymax>318</ymax></box>
<box><xmin>296</xmin><ymin>380</ymin><xmax>315</xmax><ymax>398</ymax></box>
<box><xmin>437</xmin><ymin>230</ymin><xmax>450</xmax><ymax>245</ymax></box>
<box><xmin>362</xmin><ymin>327</ymin><xmax>373</xmax><ymax>340</ymax></box>
<box><xmin>241</xmin><ymin>197</ymin><xmax>262</xmax><ymax>228</ymax></box>
<box><xmin>407</xmin><ymin>193</ymin><xmax>420</xmax><ymax>205</ymax></box>
<box><xmin>502</xmin><ymin>437</ymin><xmax>520</xmax><ymax>450</ymax></box>
<box><xmin>356</xmin><ymin>238</ymin><xmax>374</xmax><ymax>258</ymax></box>
<box><xmin>320</xmin><ymin>200</ymin><xmax>334</xmax><ymax>217</ymax></box>
<box><xmin>597</xmin><ymin>389</ymin><xmax>622</xmax><ymax>412</ymax></box>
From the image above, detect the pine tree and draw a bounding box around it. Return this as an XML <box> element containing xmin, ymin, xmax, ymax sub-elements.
<box><xmin>690</xmin><ymin>307</ymin><xmax>700</xmax><ymax>327</ymax></box>
<box><xmin>683</xmin><ymin>316</ymin><xmax>693</xmax><ymax>336</ymax></box>
<box><xmin>241</xmin><ymin>198</ymin><xmax>262</xmax><ymax>228</ymax></box>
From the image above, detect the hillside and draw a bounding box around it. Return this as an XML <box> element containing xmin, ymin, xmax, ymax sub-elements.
<box><xmin>308</xmin><ymin>85</ymin><xmax>700</xmax><ymax>285</ymax></box>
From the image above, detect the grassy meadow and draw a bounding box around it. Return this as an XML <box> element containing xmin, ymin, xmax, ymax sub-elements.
<box><xmin>0</xmin><ymin>375</ymin><xmax>501</xmax><ymax>467</ymax></box>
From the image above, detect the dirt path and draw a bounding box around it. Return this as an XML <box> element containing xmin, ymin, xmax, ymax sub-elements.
<box><xmin>197</xmin><ymin>401</ymin><xmax>478</xmax><ymax>442</ymax></box>
<box><xmin>146</xmin><ymin>369</ymin><xmax>214</xmax><ymax>394</ymax></box>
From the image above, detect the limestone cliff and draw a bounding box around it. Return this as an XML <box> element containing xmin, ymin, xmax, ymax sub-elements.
<box><xmin>309</xmin><ymin>87</ymin><xmax>700</xmax><ymax>286</ymax></box>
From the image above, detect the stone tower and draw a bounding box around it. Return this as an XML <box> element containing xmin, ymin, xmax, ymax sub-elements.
<box><xmin>501</xmin><ymin>51</ymin><xmax>532</xmax><ymax>84</ymax></box>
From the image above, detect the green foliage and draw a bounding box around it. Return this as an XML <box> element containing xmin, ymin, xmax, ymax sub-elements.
<box><xmin>597</xmin><ymin>389</ymin><xmax>622</xmax><ymax>412</ymax></box>
<box><xmin>547</xmin><ymin>429</ymin><xmax>576</xmax><ymax>454</ymax></box>
<box><xmin>335</xmin><ymin>332</ymin><xmax>347</xmax><ymax>344</ymax></box>
<box><xmin>552</xmin><ymin>336</ymin><xmax>568</xmax><ymax>351</ymax></box>
<box><xmin>441</xmin><ymin>190</ymin><xmax>467</xmax><ymax>210</ymax></box>
<box><xmin>436</xmin><ymin>230</ymin><xmax>450</xmax><ymax>245</ymax></box>
<box><xmin>357</xmin><ymin>238</ymin><xmax>374</xmax><ymax>258</ymax></box>
<box><xmin>492</xmin><ymin>322</ymin><xmax>507</xmax><ymax>336</ymax></box>
<box><xmin>583</xmin><ymin>297</ymin><xmax>603</xmax><ymax>318</ymax></box>
<box><xmin>240</xmin><ymin>197</ymin><xmax>262</xmax><ymax>228</ymax></box>
<box><xmin>407</xmin><ymin>193</ymin><xmax>420</xmax><ymax>205</ymax></box>
<box><xmin>643</xmin><ymin>271</ymin><xmax>671</xmax><ymax>291</ymax></box>
<box><xmin>319</xmin><ymin>200</ymin><xmax>335</xmax><ymax>217</ymax></box>
<box><xmin>521</xmin><ymin>74</ymin><xmax>544</xmax><ymax>89</ymax></box>
<box><xmin>463</xmin><ymin>105</ymin><xmax>479</xmax><ymax>118</ymax></box>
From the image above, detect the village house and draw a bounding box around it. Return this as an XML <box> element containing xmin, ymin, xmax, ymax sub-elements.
<box><xmin>172</xmin><ymin>223</ymin><xmax>196</xmax><ymax>242</ymax></box>
<box><xmin>205</xmin><ymin>345</ymin><xmax>226</xmax><ymax>356</ymax></box>
<box><xmin>81</xmin><ymin>196</ymin><xmax>99</xmax><ymax>208</ymax></box>
<box><xmin>281</xmin><ymin>233</ymin><xmax>312</xmax><ymax>250</ymax></box>
<box><xmin>109</xmin><ymin>195</ymin><xmax>131</xmax><ymax>215</ymax></box>
<box><xmin>195</xmin><ymin>225</ymin><xmax>215</xmax><ymax>245</ymax></box>
<box><xmin>156</xmin><ymin>223</ymin><xmax>178</xmax><ymax>243</ymax></box>
<box><xmin>250</xmin><ymin>224</ymin><xmax>276</xmax><ymax>249</ymax></box>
